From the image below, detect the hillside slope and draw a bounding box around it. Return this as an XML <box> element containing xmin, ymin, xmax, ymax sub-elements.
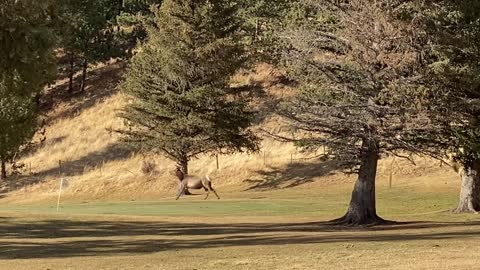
<box><xmin>0</xmin><ymin>62</ymin><xmax>460</xmax><ymax>203</ymax></box>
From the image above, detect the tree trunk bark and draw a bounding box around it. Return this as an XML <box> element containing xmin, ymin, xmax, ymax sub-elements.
<box><xmin>68</xmin><ymin>53</ymin><xmax>75</xmax><ymax>92</ymax></box>
<box><xmin>1</xmin><ymin>159</ymin><xmax>6</xmax><ymax>180</ymax></box>
<box><xmin>254</xmin><ymin>18</ymin><xmax>259</xmax><ymax>42</ymax></box>
<box><xmin>331</xmin><ymin>139</ymin><xmax>385</xmax><ymax>225</ymax></box>
<box><xmin>116</xmin><ymin>0</ymin><xmax>123</xmax><ymax>32</ymax></box>
<box><xmin>178</xmin><ymin>155</ymin><xmax>192</xmax><ymax>195</ymax></box>
<box><xmin>454</xmin><ymin>160</ymin><xmax>480</xmax><ymax>213</ymax></box>
<box><xmin>80</xmin><ymin>58</ymin><xmax>88</xmax><ymax>92</ymax></box>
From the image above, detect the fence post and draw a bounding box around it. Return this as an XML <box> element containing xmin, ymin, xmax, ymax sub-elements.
<box><xmin>56</xmin><ymin>178</ymin><xmax>64</xmax><ymax>212</ymax></box>
<box><xmin>389</xmin><ymin>157</ymin><xmax>395</xmax><ymax>189</ymax></box>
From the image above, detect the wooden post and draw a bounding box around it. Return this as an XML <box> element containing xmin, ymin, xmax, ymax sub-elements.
<box><xmin>216</xmin><ymin>154</ymin><xmax>219</xmax><ymax>170</ymax></box>
<box><xmin>254</xmin><ymin>18</ymin><xmax>259</xmax><ymax>42</ymax></box>
<box><xmin>56</xmin><ymin>178</ymin><xmax>64</xmax><ymax>212</ymax></box>
<box><xmin>263</xmin><ymin>151</ymin><xmax>266</xmax><ymax>166</ymax></box>
<box><xmin>290</xmin><ymin>153</ymin><xmax>293</xmax><ymax>164</ymax></box>
<box><xmin>389</xmin><ymin>157</ymin><xmax>395</xmax><ymax>189</ymax></box>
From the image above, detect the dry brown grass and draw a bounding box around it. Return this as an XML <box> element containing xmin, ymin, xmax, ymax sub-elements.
<box><xmin>0</xmin><ymin>62</ymin><xmax>303</xmax><ymax>202</ymax></box>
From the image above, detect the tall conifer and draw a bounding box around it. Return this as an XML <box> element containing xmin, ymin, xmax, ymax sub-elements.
<box><xmin>0</xmin><ymin>0</ymin><xmax>56</xmax><ymax>179</ymax></box>
<box><xmin>119</xmin><ymin>0</ymin><xmax>259</xmax><ymax>174</ymax></box>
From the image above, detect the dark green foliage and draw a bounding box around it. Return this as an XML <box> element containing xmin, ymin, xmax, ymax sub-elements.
<box><xmin>0</xmin><ymin>0</ymin><xmax>57</xmax><ymax>96</ymax></box>
<box><xmin>423</xmin><ymin>1</ymin><xmax>480</xmax><ymax>165</ymax></box>
<box><xmin>119</xmin><ymin>0</ymin><xmax>259</xmax><ymax>172</ymax></box>
<box><xmin>237</xmin><ymin>0</ymin><xmax>295</xmax><ymax>64</ymax></box>
<box><xmin>56</xmin><ymin>0</ymin><xmax>124</xmax><ymax>91</ymax></box>
<box><xmin>58</xmin><ymin>0</ymin><xmax>120</xmax><ymax>60</ymax></box>
<box><xmin>0</xmin><ymin>92</ymin><xmax>36</xmax><ymax>164</ymax></box>
<box><xmin>0</xmin><ymin>0</ymin><xmax>57</xmax><ymax>178</ymax></box>
<box><xmin>116</xmin><ymin>0</ymin><xmax>163</xmax><ymax>46</ymax></box>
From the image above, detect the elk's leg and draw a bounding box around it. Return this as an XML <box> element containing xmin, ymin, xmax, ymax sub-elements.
<box><xmin>176</xmin><ymin>182</ymin><xmax>186</xmax><ymax>200</ymax></box>
<box><xmin>204</xmin><ymin>186</ymin><xmax>210</xmax><ymax>200</ymax></box>
<box><xmin>209</xmin><ymin>182</ymin><xmax>220</xmax><ymax>199</ymax></box>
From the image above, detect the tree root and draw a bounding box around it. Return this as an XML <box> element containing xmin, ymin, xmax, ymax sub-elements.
<box><xmin>329</xmin><ymin>213</ymin><xmax>392</xmax><ymax>226</ymax></box>
<box><xmin>453</xmin><ymin>206</ymin><xmax>479</xmax><ymax>214</ymax></box>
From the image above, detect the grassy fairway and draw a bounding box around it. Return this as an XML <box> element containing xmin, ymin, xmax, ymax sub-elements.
<box><xmin>1</xmin><ymin>185</ymin><xmax>480</xmax><ymax>270</ymax></box>
<box><xmin>0</xmin><ymin>185</ymin><xmax>459</xmax><ymax>219</ymax></box>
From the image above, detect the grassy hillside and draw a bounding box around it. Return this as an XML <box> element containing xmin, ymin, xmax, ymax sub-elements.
<box><xmin>0</xmin><ymin>61</ymin><xmax>461</xmax><ymax>204</ymax></box>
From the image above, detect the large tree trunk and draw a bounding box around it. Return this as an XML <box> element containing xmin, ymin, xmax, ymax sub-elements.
<box><xmin>331</xmin><ymin>139</ymin><xmax>385</xmax><ymax>225</ymax></box>
<box><xmin>454</xmin><ymin>160</ymin><xmax>480</xmax><ymax>213</ymax></box>
<box><xmin>68</xmin><ymin>53</ymin><xmax>75</xmax><ymax>93</ymax></box>
<box><xmin>1</xmin><ymin>159</ymin><xmax>6</xmax><ymax>180</ymax></box>
<box><xmin>79</xmin><ymin>58</ymin><xmax>88</xmax><ymax>92</ymax></box>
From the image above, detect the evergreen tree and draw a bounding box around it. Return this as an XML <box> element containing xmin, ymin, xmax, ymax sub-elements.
<box><xmin>119</xmin><ymin>0</ymin><xmax>259</xmax><ymax>174</ymax></box>
<box><xmin>116</xmin><ymin>0</ymin><xmax>163</xmax><ymax>49</ymax></box>
<box><xmin>276</xmin><ymin>0</ymin><xmax>451</xmax><ymax>225</ymax></box>
<box><xmin>0</xmin><ymin>92</ymin><xmax>36</xmax><ymax>179</ymax></box>
<box><xmin>237</xmin><ymin>0</ymin><xmax>293</xmax><ymax>63</ymax></box>
<box><xmin>0</xmin><ymin>0</ymin><xmax>56</xmax><ymax>96</ymax></box>
<box><xmin>0</xmin><ymin>0</ymin><xmax>56</xmax><ymax>179</ymax></box>
<box><xmin>57</xmin><ymin>0</ymin><xmax>122</xmax><ymax>92</ymax></box>
<box><xmin>421</xmin><ymin>1</ymin><xmax>480</xmax><ymax>213</ymax></box>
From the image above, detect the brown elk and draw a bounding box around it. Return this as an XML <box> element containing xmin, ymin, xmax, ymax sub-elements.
<box><xmin>175</xmin><ymin>167</ymin><xmax>220</xmax><ymax>200</ymax></box>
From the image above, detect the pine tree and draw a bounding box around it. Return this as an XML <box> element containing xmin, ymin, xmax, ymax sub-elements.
<box><xmin>119</xmin><ymin>0</ymin><xmax>259</xmax><ymax>174</ymax></box>
<box><xmin>422</xmin><ymin>1</ymin><xmax>480</xmax><ymax>213</ymax></box>
<box><xmin>0</xmin><ymin>92</ymin><xmax>36</xmax><ymax>179</ymax></box>
<box><xmin>116</xmin><ymin>0</ymin><xmax>163</xmax><ymax>50</ymax></box>
<box><xmin>0</xmin><ymin>0</ymin><xmax>56</xmax><ymax>96</ymax></box>
<box><xmin>237</xmin><ymin>0</ymin><xmax>293</xmax><ymax>63</ymax></box>
<box><xmin>0</xmin><ymin>0</ymin><xmax>56</xmax><ymax>179</ymax></box>
<box><xmin>57</xmin><ymin>0</ymin><xmax>122</xmax><ymax>92</ymax></box>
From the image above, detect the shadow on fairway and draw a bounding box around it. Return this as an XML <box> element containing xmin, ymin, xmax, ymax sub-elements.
<box><xmin>0</xmin><ymin>218</ymin><xmax>480</xmax><ymax>259</ymax></box>
<box><xmin>245</xmin><ymin>160</ymin><xmax>340</xmax><ymax>190</ymax></box>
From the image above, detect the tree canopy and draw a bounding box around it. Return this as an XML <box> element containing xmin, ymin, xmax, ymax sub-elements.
<box><xmin>276</xmin><ymin>0</ymin><xmax>453</xmax><ymax>225</ymax></box>
<box><xmin>419</xmin><ymin>0</ymin><xmax>480</xmax><ymax>212</ymax></box>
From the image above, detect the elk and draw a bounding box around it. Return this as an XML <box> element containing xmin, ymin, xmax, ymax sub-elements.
<box><xmin>175</xmin><ymin>167</ymin><xmax>220</xmax><ymax>200</ymax></box>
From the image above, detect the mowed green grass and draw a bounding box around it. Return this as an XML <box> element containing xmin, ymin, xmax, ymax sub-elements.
<box><xmin>0</xmin><ymin>185</ymin><xmax>460</xmax><ymax>220</ymax></box>
<box><xmin>0</xmin><ymin>185</ymin><xmax>479</xmax><ymax>270</ymax></box>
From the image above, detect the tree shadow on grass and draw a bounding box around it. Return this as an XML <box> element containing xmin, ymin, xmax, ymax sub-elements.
<box><xmin>0</xmin><ymin>218</ymin><xmax>480</xmax><ymax>259</ymax></box>
<box><xmin>40</xmin><ymin>62</ymin><xmax>125</xmax><ymax>125</ymax></box>
<box><xmin>15</xmin><ymin>62</ymin><xmax>126</xmax><ymax>168</ymax></box>
<box><xmin>2</xmin><ymin>143</ymin><xmax>133</xmax><ymax>193</ymax></box>
<box><xmin>244</xmin><ymin>160</ymin><xmax>340</xmax><ymax>190</ymax></box>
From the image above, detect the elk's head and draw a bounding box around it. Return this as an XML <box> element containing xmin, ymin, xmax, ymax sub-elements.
<box><xmin>175</xmin><ymin>166</ymin><xmax>184</xmax><ymax>181</ymax></box>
